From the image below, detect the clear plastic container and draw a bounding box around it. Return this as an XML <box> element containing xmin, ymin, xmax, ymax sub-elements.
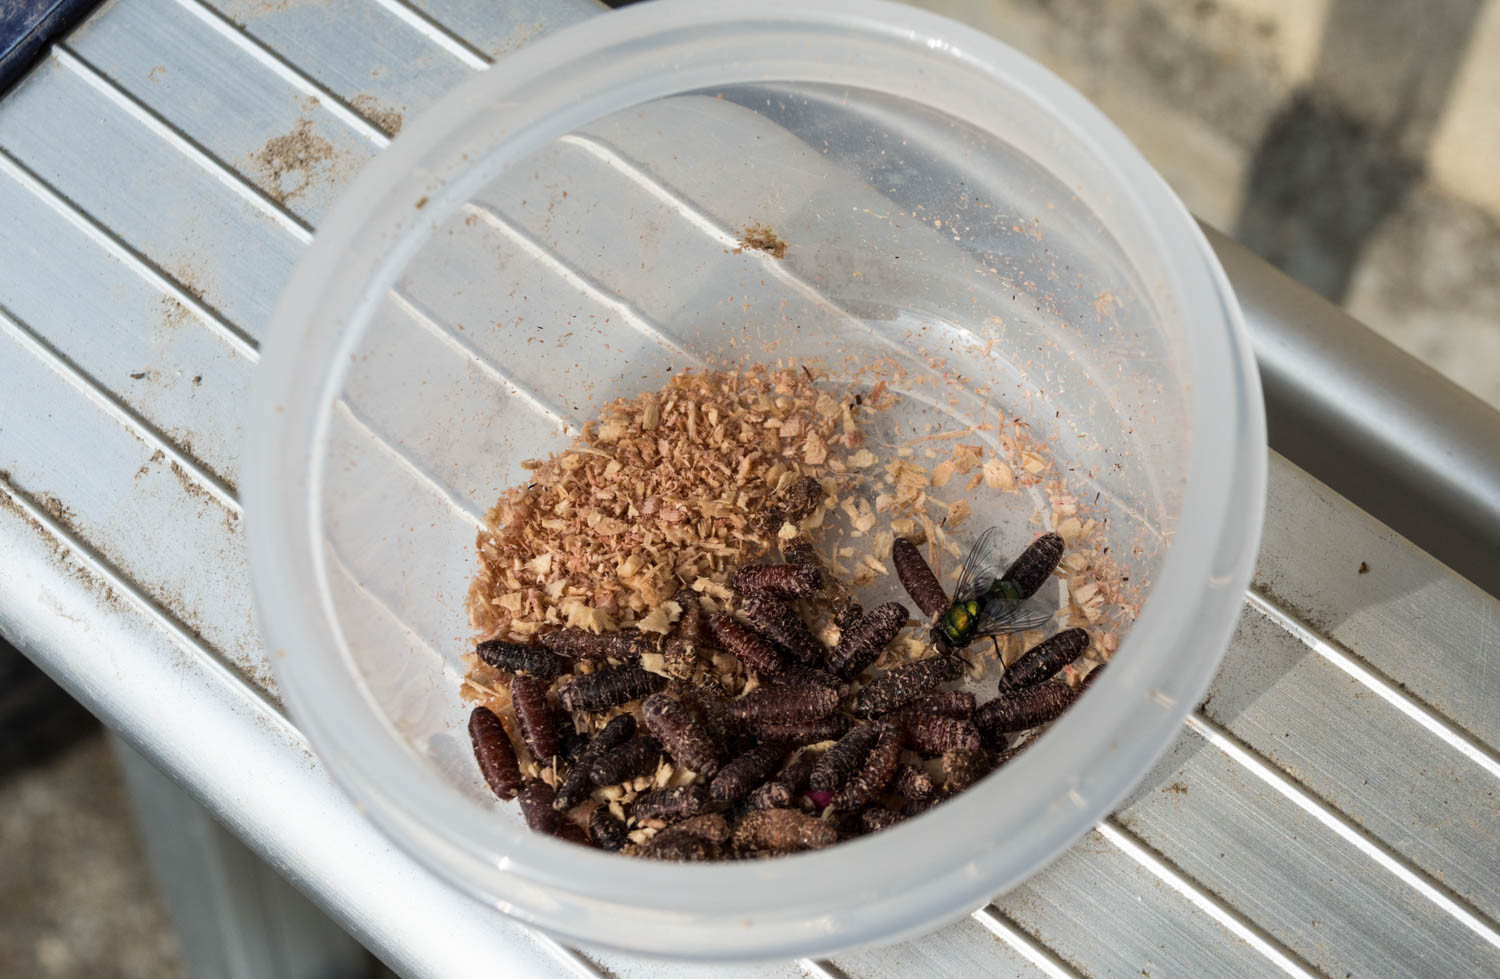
<box><xmin>245</xmin><ymin>0</ymin><xmax>1265</xmax><ymax>961</ymax></box>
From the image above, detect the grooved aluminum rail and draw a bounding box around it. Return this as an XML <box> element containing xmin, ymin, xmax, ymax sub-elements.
<box><xmin>1</xmin><ymin>0</ymin><xmax>1497</xmax><ymax>976</ymax></box>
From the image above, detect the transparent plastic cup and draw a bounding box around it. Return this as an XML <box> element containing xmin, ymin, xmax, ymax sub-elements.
<box><xmin>245</xmin><ymin>0</ymin><xmax>1265</xmax><ymax>961</ymax></box>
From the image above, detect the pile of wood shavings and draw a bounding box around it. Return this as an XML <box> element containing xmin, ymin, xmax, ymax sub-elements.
<box><xmin>466</xmin><ymin>364</ymin><xmax>895</xmax><ymax>644</ymax></box>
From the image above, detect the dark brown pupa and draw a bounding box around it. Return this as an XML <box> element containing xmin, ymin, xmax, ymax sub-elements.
<box><xmin>639</xmin><ymin>812</ymin><xmax>731</xmax><ymax>861</ymax></box>
<box><xmin>661</xmin><ymin>635</ymin><xmax>699</xmax><ymax>679</ymax></box>
<box><xmin>766</xmin><ymin>664</ymin><xmax>844</xmax><ymax>693</ymax></box>
<box><xmin>558</xmin><ymin>727</ymin><xmax>589</xmax><ymax>768</ymax></box>
<box><xmin>775</xmin><ymin>751</ymin><xmax>818</xmax><ymax>795</ymax></box>
<box><xmin>733</xmin><ymin>808</ymin><xmax>837</xmax><ymax>853</ymax></box>
<box><xmin>556</xmin><ymin>822</ymin><xmax>590</xmax><ymax>847</ymax></box>
<box><xmin>539</xmin><ymin>627</ymin><xmax>657</xmax><ymax>661</ymax></box>
<box><xmin>510</xmin><ymin>673</ymin><xmax>560</xmax><ymax>761</ymax></box>
<box><xmin>553</xmin><ymin>713</ymin><xmax>636</xmax><ymax>811</ymax></box>
<box><xmin>781</xmin><ymin>534</ymin><xmax>863</xmax><ymax>627</ymax></box>
<box><xmin>731</xmin><ymin>562</ymin><xmax>821</xmax><ymax>598</ymax></box>
<box><xmin>891</xmin><ymin>537</ymin><xmax>949</xmax><ymax>619</ymax></box>
<box><xmin>744</xmin><ymin>780</ymin><xmax>795</xmax><ymax>811</ymax></box>
<box><xmin>859</xmin><ymin>806</ymin><xmax>907</xmax><ymax>834</ymax></box>
<box><xmin>468</xmin><ymin>706</ymin><xmax>522</xmax><ymax>801</ymax></box>
<box><xmin>630</xmin><ymin>784</ymin><xmax>709</xmax><ymax>823</ymax></box>
<box><xmin>680</xmin><ymin>680</ymin><xmax>741</xmax><ymax>744</ymax></box>
<box><xmin>708</xmin><ymin>742</ymin><xmax>786</xmax><ymax>804</ymax></box>
<box><xmin>779</xmin><ymin>474</ymin><xmax>825</xmax><ymax>523</ymax></box>
<box><xmin>902</xmin><ymin>715</ymin><xmax>983</xmax><ymax>756</ymax></box>
<box><xmin>661</xmin><ymin>588</ymin><xmax>709</xmax><ymax>678</ymax></box>
<box><xmin>942</xmin><ymin>746</ymin><xmax>995</xmax><ymax>792</ymax></box>
<box><xmin>559</xmin><ymin>664</ymin><xmax>665</xmax><ymax>712</ymax></box>
<box><xmin>517</xmin><ymin>779</ymin><xmax>561</xmax><ymax>835</ymax></box>
<box><xmin>826</xmin><ymin>602</ymin><xmax>909</xmax><ymax>679</ymax></box>
<box><xmin>672</xmin><ymin>586</ymin><xmax>709</xmax><ymax>645</ymax></box>
<box><xmin>999</xmin><ymin>628</ymin><xmax>1090</xmax><ymax>692</ymax></box>
<box><xmin>807</xmin><ymin>723</ymin><xmax>880</xmax><ymax>793</ymax></box>
<box><xmin>999</xmin><ymin>532</ymin><xmax>1065</xmax><ymax>599</ymax></box>
<box><xmin>849</xmin><ymin>656</ymin><xmax>962</xmax><ymax>718</ymax></box>
<box><xmin>587</xmin><ymin>735</ymin><xmax>664</xmax><ymax>788</ymax></box>
<box><xmin>727</xmin><ymin>683</ymin><xmax>839</xmax><ymax>725</ymax></box>
<box><xmin>589</xmin><ymin>805</ymin><xmax>629</xmax><ymax>852</ymax></box>
<box><xmin>708</xmin><ymin>613</ymin><xmax>787</xmax><ymax>675</ymax></box>
<box><xmin>753</xmin><ymin>474</ymin><xmax>823</xmax><ymax>534</ymax></box>
<box><xmin>898</xmin><ymin>689</ymin><xmax>975</xmax><ymax>720</ymax></box>
<box><xmin>475</xmin><ymin>639</ymin><xmax>564</xmax><ymax>679</ymax></box>
<box><xmin>833</xmin><ymin>723</ymin><xmax>903</xmax><ymax>811</ymax></box>
<box><xmin>637</xmin><ymin>833</ymin><xmax>719</xmax><ymax>862</ymax></box>
<box><xmin>658</xmin><ymin>811</ymin><xmax>732</xmax><ymax>845</ymax></box>
<box><xmin>974</xmin><ymin>681</ymin><xmax>1078</xmax><ymax>736</ymax></box>
<box><xmin>740</xmin><ymin>593</ymin><xmax>824</xmax><ymax>665</ymax></box>
<box><xmin>902</xmin><ymin>791</ymin><xmax>948</xmax><ymax>818</ymax></box>
<box><xmin>749</xmin><ymin>714</ymin><xmax>851</xmax><ymax>746</ymax></box>
<box><xmin>641</xmin><ymin>694</ymin><xmax>720</xmax><ymax>776</ymax></box>
<box><xmin>891</xmin><ymin>764</ymin><xmax>936</xmax><ymax>802</ymax></box>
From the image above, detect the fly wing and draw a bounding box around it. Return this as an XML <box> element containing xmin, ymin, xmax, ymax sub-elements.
<box><xmin>968</xmin><ymin>597</ymin><xmax>1056</xmax><ymax>637</ymax></box>
<box><xmin>951</xmin><ymin>526</ymin><xmax>1009</xmax><ymax>603</ymax></box>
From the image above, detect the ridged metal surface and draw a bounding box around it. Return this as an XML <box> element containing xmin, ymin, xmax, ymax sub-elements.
<box><xmin>0</xmin><ymin>0</ymin><xmax>1496</xmax><ymax>976</ymax></box>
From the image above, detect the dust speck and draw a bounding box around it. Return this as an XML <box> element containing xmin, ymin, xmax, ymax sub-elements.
<box><xmin>350</xmin><ymin>93</ymin><xmax>404</xmax><ymax>137</ymax></box>
<box><xmin>737</xmin><ymin>222</ymin><xmax>788</xmax><ymax>259</ymax></box>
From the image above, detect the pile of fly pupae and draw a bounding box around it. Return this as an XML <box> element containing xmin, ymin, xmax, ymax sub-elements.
<box><xmin>468</xmin><ymin>525</ymin><xmax>1098</xmax><ymax>859</ymax></box>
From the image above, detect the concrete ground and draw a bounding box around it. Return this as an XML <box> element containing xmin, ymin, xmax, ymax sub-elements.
<box><xmin>0</xmin><ymin>708</ymin><xmax>185</xmax><ymax>977</ymax></box>
<box><xmin>2</xmin><ymin>1</ymin><xmax>1496</xmax><ymax>977</ymax></box>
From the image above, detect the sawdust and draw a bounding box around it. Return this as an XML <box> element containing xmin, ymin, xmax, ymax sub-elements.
<box><xmin>251</xmin><ymin>118</ymin><xmax>336</xmax><ymax>205</ymax></box>
<box><xmin>737</xmin><ymin>223</ymin><xmax>789</xmax><ymax>259</ymax></box>
<box><xmin>350</xmin><ymin>94</ymin><xmax>404</xmax><ymax>137</ymax></box>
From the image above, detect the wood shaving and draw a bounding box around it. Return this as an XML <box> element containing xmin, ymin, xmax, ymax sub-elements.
<box><xmin>467</xmin><ymin>365</ymin><xmax>881</xmax><ymax>642</ymax></box>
